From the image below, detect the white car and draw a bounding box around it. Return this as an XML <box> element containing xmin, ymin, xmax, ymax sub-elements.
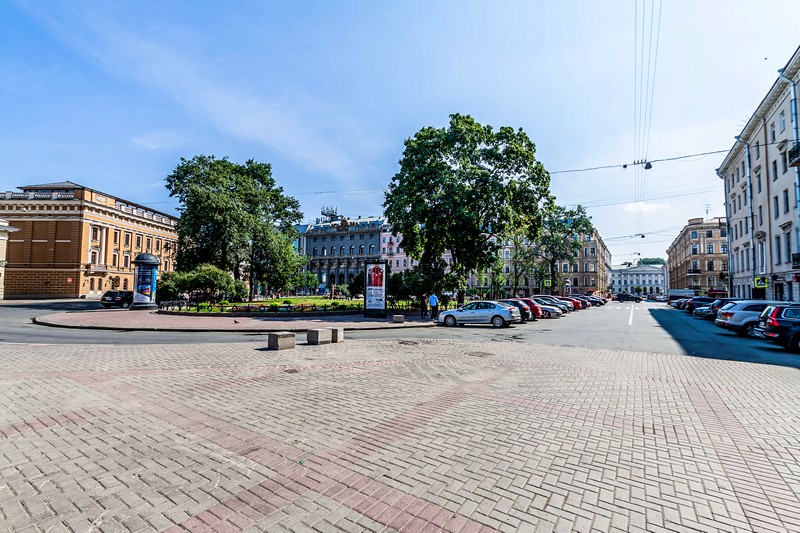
<box><xmin>438</xmin><ymin>300</ymin><xmax>521</xmax><ymax>327</ymax></box>
<box><xmin>535</xmin><ymin>303</ymin><xmax>563</xmax><ymax>319</ymax></box>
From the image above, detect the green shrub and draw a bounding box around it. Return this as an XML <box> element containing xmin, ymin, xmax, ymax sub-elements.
<box><xmin>268</xmin><ymin>304</ymin><xmax>279</xmax><ymax>312</ymax></box>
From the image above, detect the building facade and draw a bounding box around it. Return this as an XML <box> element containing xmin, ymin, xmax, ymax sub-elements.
<box><xmin>719</xmin><ymin>46</ymin><xmax>800</xmax><ymax>301</ymax></box>
<box><xmin>0</xmin><ymin>218</ymin><xmax>20</xmax><ymax>300</ymax></box>
<box><xmin>566</xmin><ymin>230</ymin><xmax>612</xmax><ymax>296</ymax></box>
<box><xmin>666</xmin><ymin>217</ymin><xmax>729</xmax><ymax>296</ymax></box>
<box><xmin>0</xmin><ymin>182</ymin><xmax>178</xmax><ymax>299</ymax></box>
<box><xmin>304</xmin><ymin>215</ymin><xmax>387</xmax><ymax>291</ymax></box>
<box><xmin>610</xmin><ymin>264</ymin><xmax>667</xmax><ymax>295</ymax></box>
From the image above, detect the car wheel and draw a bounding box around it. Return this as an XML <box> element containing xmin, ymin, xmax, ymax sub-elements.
<box><xmin>444</xmin><ymin>315</ymin><xmax>456</xmax><ymax>327</ymax></box>
<box><xmin>738</xmin><ymin>322</ymin><xmax>756</xmax><ymax>337</ymax></box>
<box><xmin>789</xmin><ymin>335</ymin><xmax>800</xmax><ymax>353</ymax></box>
<box><xmin>122</xmin><ymin>302</ymin><xmax>130</xmax><ymax>309</ymax></box>
<box><xmin>491</xmin><ymin>315</ymin><xmax>505</xmax><ymax>328</ymax></box>
<box><xmin>542</xmin><ymin>310</ymin><xmax>551</xmax><ymax>319</ymax></box>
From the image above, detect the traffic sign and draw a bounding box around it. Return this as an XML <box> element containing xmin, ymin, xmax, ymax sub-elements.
<box><xmin>543</xmin><ymin>279</ymin><xmax>552</xmax><ymax>287</ymax></box>
<box><xmin>753</xmin><ymin>276</ymin><xmax>768</xmax><ymax>289</ymax></box>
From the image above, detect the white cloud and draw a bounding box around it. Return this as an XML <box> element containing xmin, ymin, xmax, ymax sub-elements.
<box><xmin>623</xmin><ymin>201</ymin><xmax>669</xmax><ymax>213</ymax></box>
<box><xmin>131</xmin><ymin>131</ymin><xmax>189</xmax><ymax>151</ymax></box>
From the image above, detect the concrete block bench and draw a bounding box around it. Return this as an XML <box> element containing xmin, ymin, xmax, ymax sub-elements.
<box><xmin>307</xmin><ymin>328</ymin><xmax>332</xmax><ymax>345</ymax></box>
<box><xmin>392</xmin><ymin>314</ymin><xmax>405</xmax><ymax>323</ymax></box>
<box><xmin>267</xmin><ymin>331</ymin><xmax>296</xmax><ymax>350</ymax></box>
<box><xmin>327</xmin><ymin>327</ymin><xmax>344</xmax><ymax>343</ymax></box>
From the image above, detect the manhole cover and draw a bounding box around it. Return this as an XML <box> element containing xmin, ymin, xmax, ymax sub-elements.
<box><xmin>284</xmin><ymin>368</ymin><xmax>299</xmax><ymax>374</ymax></box>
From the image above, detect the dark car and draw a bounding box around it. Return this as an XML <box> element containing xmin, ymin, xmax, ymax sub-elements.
<box><xmin>616</xmin><ymin>293</ymin><xmax>642</xmax><ymax>303</ymax></box>
<box><xmin>512</xmin><ymin>298</ymin><xmax>542</xmax><ymax>319</ymax></box>
<box><xmin>684</xmin><ymin>296</ymin><xmax>716</xmax><ymax>314</ymax></box>
<box><xmin>755</xmin><ymin>304</ymin><xmax>800</xmax><ymax>350</ymax></box>
<box><xmin>101</xmin><ymin>290</ymin><xmax>134</xmax><ymax>309</ymax></box>
<box><xmin>707</xmin><ymin>298</ymin><xmax>741</xmax><ymax>319</ymax></box>
<box><xmin>498</xmin><ymin>299</ymin><xmax>532</xmax><ymax>322</ymax></box>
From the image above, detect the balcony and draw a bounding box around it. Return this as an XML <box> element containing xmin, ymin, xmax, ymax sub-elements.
<box><xmin>789</xmin><ymin>142</ymin><xmax>800</xmax><ymax>168</ymax></box>
<box><xmin>687</xmin><ymin>269</ymin><xmax>701</xmax><ymax>275</ymax></box>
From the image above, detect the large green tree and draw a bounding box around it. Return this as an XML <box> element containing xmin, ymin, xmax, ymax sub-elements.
<box><xmin>534</xmin><ymin>204</ymin><xmax>593</xmax><ymax>294</ymax></box>
<box><xmin>384</xmin><ymin>114</ymin><xmax>552</xmax><ymax>303</ymax></box>
<box><xmin>165</xmin><ymin>156</ymin><xmax>302</xmax><ymax>285</ymax></box>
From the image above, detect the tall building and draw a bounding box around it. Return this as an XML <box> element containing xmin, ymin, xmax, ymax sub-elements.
<box><xmin>0</xmin><ymin>182</ymin><xmax>178</xmax><ymax>299</ymax></box>
<box><xmin>666</xmin><ymin>217</ymin><xmax>729</xmax><ymax>296</ymax></box>
<box><xmin>303</xmin><ymin>215</ymin><xmax>387</xmax><ymax>291</ymax></box>
<box><xmin>610</xmin><ymin>264</ymin><xmax>667</xmax><ymax>295</ymax></box>
<box><xmin>718</xmin><ymin>46</ymin><xmax>800</xmax><ymax>301</ymax></box>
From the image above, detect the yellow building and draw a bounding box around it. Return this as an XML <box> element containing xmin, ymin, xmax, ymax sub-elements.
<box><xmin>0</xmin><ymin>182</ymin><xmax>178</xmax><ymax>299</ymax></box>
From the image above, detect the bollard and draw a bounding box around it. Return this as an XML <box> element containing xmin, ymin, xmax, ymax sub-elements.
<box><xmin>327</xmin><ymin>327</ymin><xmax>344</xmax><ymax>343</ymax></box>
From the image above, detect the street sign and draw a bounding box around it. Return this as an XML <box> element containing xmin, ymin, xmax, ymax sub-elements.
<box><xmin>753</xmin><ymin>276</ymin><xmax>769</xmax><ymax>289</ymax></box>
<box><xmin>543</xmin><ymin>279</ymin><xmax>552</xmax><ymax>287</ymax></box>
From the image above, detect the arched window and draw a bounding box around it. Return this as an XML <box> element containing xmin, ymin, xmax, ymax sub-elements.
<box><xmin>322</xmin><ymin>247</ymin><xmax>327</xmax><ymax>256</ymax></box>
<box><xmin>123</xmin><ymin>278</ymin><xmax>128</xmax><ymax>290</ymax></box>
<box><xmin>313</xmin><ymin>247</ymin><xmax>318</xmax><ymax>256</ymax></box>
<box><xmin>340</xmin><ymin>246</ymin><xmax>345</xmax><ymax>255</ymax></box>
<box><xmin>349</xmin><ymin>245</ymin><xmax>355</xmax><ymax>255</ymax></box>
<box><xmin>89</xmin><ymin>278</ymin><xmax>95</xmax><ymax>291</ymax></box>
<box><xmin>98</xmin><ymin>279</ymin><xmax>102</xmax><ymax>291</ymax></box>
<box><xmin>331</xmin><ymin>247</ymin><xmax>336</xmax><ymax>256</ymax></box>
<box><xmin>359</xmin><ymin>245</ymin><xmax>364</xmax><ymax>255</ymax></box>
<box><xmin>368</xmin><ymin>244</ymin><xmax>375</xmax><ymax>255</ymax></box>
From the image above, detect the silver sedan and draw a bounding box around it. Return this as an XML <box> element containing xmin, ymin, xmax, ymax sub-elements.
<box><xmin>438</xmin><ymin>300</ymin><xmax>520</xmax><ymax>327</ymax></box>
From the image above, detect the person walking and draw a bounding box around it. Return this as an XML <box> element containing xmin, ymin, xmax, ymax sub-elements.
<box><xmin>421</xmin><ymin>294</ymin><xmax>429</xmax><ymax>319</ymax></box>
<box><xmin>428</xmin><ymin>292</ymin><xmax>439</xmax><ymax>320</ymax></box>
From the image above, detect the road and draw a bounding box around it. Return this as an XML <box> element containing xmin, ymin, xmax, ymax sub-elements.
<box><xmin>2</xmin><ymin>299</ymin><xmax>799</xmax><ymax>368</ymax></box>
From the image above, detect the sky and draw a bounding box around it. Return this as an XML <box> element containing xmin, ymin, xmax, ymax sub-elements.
<box><xmin>2</xmin><ymin>0</ymin><xmax>799</xmax><ymax>263</ymax></box>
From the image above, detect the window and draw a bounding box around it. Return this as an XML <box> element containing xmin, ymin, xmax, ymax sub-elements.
<box><xmin>707</xmin><ymin>276</ymin><xmax>715</xmax><ymax>287</ymax></box>
<box><xmin>756</xmin><ymin>141</ymin><xmax>760</xmax><ymax>159</ymax></box>
<box><xmin>90</xmin><ymin>251</ymin><xmax>98</xmax><ymax>264</ymax></box>
<box><xmin>775</xmin><ymin>235</ymin><xmax>782</xmax><ymax>264</ymax></box>
<box><xmin>322</xmin><ymin>247</ymin><xmax>327</xmax><ymax>256</ymax></box>
<box><xmin>313</xmin><ymin>247</ymin><xmax>318</xmax><ymax>256</ymax></box>
<box><xmin>340</xmin><ymin>246</ymin><xmax>345</xmax><ymax>255</ymax></box>
<box><xmin>146</xmin><ymin>237</ymin><xmax>151</xmax><ymax>250</ymax></box>
<box><xmin>705</xmin><ymin>230</ymin><xmax>713</xmax><ymax>238</ymax></box>
<box><xmin>123</xmin><ymin>279</ymin><xmax>128</xmax><ymax>290</ymax></box>
<box><xmin>123</xmin><ymin>255</ymin><xmax>130</xmax><ymax>268</ymax></box>
<box><xmin>783</xmin><ymin>152</ymin><xmax>789</xmax><ymax>174</ymax></box>
<box><xmin>562</xmin><ymin>263</ymin><xmax>569</xmax><ymax>273</ymax></box>
<box><xmin>774</xmin><ymin>196</ymin><xmax>780</xmax><ymax>218</ymax></box>
<box><xmin>505</xmin><ymin>250</ymin><xmax>510</xmax><ymax>259</ymax></box>
<box><xmin>759</xmin><ymin>206</ymin><xmax>763</xmax><ymax>225</ymax></box>
<box><xmin>720</xmin><ymin>228</ymin><xmax>727</xmax><ymax>237</ymax></box>
<box><xmin>112</xmin><ymin>253</ymin><xmax>118</xmax><ymax>267</ymax></box>
<box><xmin>349</xmin><ymin>245</ymin><xmax>354</xmax><ymax>255</ymax></box>
<box><xmin>369</xmin><ymin>244</ymin><xmax>375</xmax><ymax>254</ymax></box>
<box><xmin>780</xmin><ymin>111</ymin><xmax>786</xmax><ymax>132</ymax></box>
<box><xmin>773</xmin><ymin>160</ymin><xmax>778</xmax><ymax>180</ymax></box>
<box><xmin>330</xmin><ymin>247</ymin><xmax>335</xmax><ymax>256</ymax></box>
<box><xmin>573</xmin><ymin>277</ymin><xmax>579</xmax><ymax>287</ymax></box>
<box><xmin>136</xmin><ymin>235</ymin><xmax>142</xmax><ymax>248</ymax></box>
<box><xmin>572</xmin><ymin>264</ymin><xmax>578</xmax><ymax>272</ymax></box>
<box><xmin>584</xmin><ymin>277</ymin><xmax>589</xmax><ymax>286</ymax></box>
<box><xmin>155</xmin><ymin>240</ymin><xmax>161</xmax><ymax>252</ymax></box>
<box><xmin>770</xmin><ymin>122</ymin><xmax>776</xmax><ymax>142</ymax></box>
<box><xmin>690</xmin><ymin>230</ymin><xmax>698</xmax><ymax>239</ymax></box>
<box><xmin>721</xmin><ymin>243</ymin><xmax>728</xmax><ymax>254</ymax></box>
<box><xmin>784</xmin><ymin>189</ymin><xmax>790</xmax><ymax>214</ymax></box>
<box><xmin>759</xmin><ymin>242</ymin><xmax>766</xmax><ymax>273</ymax></box>
<box><xmin>786</xmin><ymin>232</ymin><xmax>792</xmax><ymax>263</ymax></box>
<box><xmin>757</xmin><ymin>173</ymin><xmax>762</xmax><ymax>193</ymax></box>
<box><xmin>691</xmin><ymin>244</ymin><xmax>699</xmax><ymax>254</ymax></box>
<box><xmin>359</xmin><ymin>245</ymin><xmax>364</xmax><ymax>254</ymax></box>
<box><xmin>692</xmin><ymin>260</ymin><xmax>699</xmax><ymax>270</ymax></box>
<box><xmin>113</xmin><ymin>231</ymin><xmax>119</xmax><ymax>245</ymax></box>
<box><xmin>706</xmin><ymin>244</ymin><xmax>714</xmax><ymax>254</ymax></box>
<box><xmin>92</xmin><ymin>227</ymin><xmax>99</xmax><ymax>241</ymax></box>
<box><xmin>590</xmin><ymin>247</ymin><xmax>596</xmax><ymax>256</ymax></box>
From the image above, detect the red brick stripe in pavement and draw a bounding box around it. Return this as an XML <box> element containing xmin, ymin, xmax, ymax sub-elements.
<box><xmin>71</xmin><ymin>367</ymin><xmax>508</xmax><ymax>531</ymax></box>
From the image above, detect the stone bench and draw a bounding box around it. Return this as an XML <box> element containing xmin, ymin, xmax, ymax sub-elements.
<box><xmin>392</xmin><ymin>314</ymin><xmax>405</xmax><ymax>323</ymax></box>
<box><xmin>327</xmin><ymin>327</ymin><xmax>344</xmax><ymax>343</ymax></box>
<box><xmin>267</xmin><ymin>331</ymin><xmax>296</xmax><ymax>350</ymax></box>
<box><xmin>307</xmin><ymin>328</ymin><xmax>332</xmax><ymax>345</ymax></box>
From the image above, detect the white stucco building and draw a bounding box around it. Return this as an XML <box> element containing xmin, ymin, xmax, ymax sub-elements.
<box><xmin>610</xmin><ymin>264</ymin><xmax>667</xmax><ymax>295</ymax></box>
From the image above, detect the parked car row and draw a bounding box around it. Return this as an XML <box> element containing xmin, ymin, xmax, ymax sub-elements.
<box><xmin>672</xmin><ymin>294</ymin><xmax>800</xmax><ymax>352</ymax></box>
<box><xmin>436</xmin><ymin>294</ymin><xmax>608</xmax><ymax>327</ymax></box>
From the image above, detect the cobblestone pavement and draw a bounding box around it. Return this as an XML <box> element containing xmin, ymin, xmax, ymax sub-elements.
<box><xmin>34</xmin><ymin>309</ymin><xmax>436</xmax><ymax>332</ymax></box>
<box><xmin>2</xmin><ymin>338</ymin><xmax>800</xmax><ymax>532</ymax></box>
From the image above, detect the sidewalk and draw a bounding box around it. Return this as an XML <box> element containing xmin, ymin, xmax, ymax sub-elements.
<box><xmin>34</xmin><ymin>308</ymin><xmax>438</xmax><ymax>332</ymax></box>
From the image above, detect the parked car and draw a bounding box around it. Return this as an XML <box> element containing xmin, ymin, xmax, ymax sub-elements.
<box><xmin>498</xmin><ymin>299</ymin><xmax>532</xmax><ymax>323</ymax></box>
<box><xmin>533</xmin><ymin>302</ymin><xmax>563</xmax><ymax>319</ymax></box>
<box><xmin>708</xmin><ymin>298</ymin><xmax>741</xmax><ymax>319</ymax></box>
<box><xmin>755</xmin><ymin>304</ymin><xmax>800</xmax><ymax>351</ymax></box>
<box><xmin>532</xmin><ymin>296</ymin><xmax>570</xmax><ymax>313</ymax></box>
<box><xmin>557</xmin><ymin>296</ymin><xmax>583</xmax><ymax>309</ymax></box>
<box><xmin>692</xmin><ymin>305</ymin><xmax>713</xmax><ymax>318</ymax></box>
<box><xmin>675</xmin><ymin>298</ymin><xmax>690</xmax><ymax>309</ymax></box>
<box><xmin>585</xmin><ymin>295</ymin><xmax>605</xmax><ymax>306</ymax></box>
<box><xmin>715</xmin><ymin>300</ymin><xmax>793</xmax><ymax>337</ymax></box>
<box><xmin>512</xmin><ymin>298</ymin><xmax>542</xmax><ymax>319</ymax></box>
<box><xmin>684</xmin><ymin>296</ymin><xmax>716</xmax><ymax>314</ymax></box>
<box><xmin>437</xmin><ymin>300</ymin><xmax>520</xmax><ymax>327</ymax></box>
<box><xmin>101</xmin><ymin>290</ymin><xmax>134</xmax><ymax>309</ymax></box>
<box><xmin>616</xmin><ymin>293</ymin><xmax>642</xmax><ymax>303</ymax></box>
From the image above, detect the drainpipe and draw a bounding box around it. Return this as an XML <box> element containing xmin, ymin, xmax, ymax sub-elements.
<box><xmin>717</xmin><ymin>168</ymin><xmax>734</xmax><ymax>295</ymax></box>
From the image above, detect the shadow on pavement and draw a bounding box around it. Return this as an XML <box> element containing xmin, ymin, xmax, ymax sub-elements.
<box><xmin>0</xmin><ymin>299</ymin><xmax>101</xmax><ymax>313</ymax></box>
<box><xmin>649</xmin><ymin>306</ymin><xmax>800</xmax><ymax>369</ymax></box>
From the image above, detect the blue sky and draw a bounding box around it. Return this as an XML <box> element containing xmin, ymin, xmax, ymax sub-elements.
<box><xmin>2</xmin><ymin>1</ymin><xmax>799</xmax><ymax>262</ymax></box>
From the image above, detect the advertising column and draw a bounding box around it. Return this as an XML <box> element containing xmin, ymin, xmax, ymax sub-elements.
<box><xmin>131</xmin><ymin>253</ymin><xmax>160</xmax><ymax>310</ymax></box>
<box><xmin>364</xmin><ymin>260</ymin><xmax>387</xmax><ymax>318</ymax></box>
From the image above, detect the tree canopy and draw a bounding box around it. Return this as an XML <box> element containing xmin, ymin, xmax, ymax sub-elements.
<box><xmin>383</xmin><ymin>114</ymin><xmax>552</xmax><ymax>296</ymax></box>
<box><xmin>535</xmin><ymin>204</ymin><xmax>594</xmax><ymax>292</ymax></box>
<box><xmin>165</xmin><ymin>155</ymin><xmax>303</xmax><ymax>282</ymax></box>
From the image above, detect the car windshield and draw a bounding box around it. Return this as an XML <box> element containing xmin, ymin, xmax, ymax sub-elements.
<box><xmin>720</xmin><ymin>302</ymin><xmax>737</xmax><ymax>311</ymax></box>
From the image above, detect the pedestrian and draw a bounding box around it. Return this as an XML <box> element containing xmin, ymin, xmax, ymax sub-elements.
<box><xmin>421</xmin><ymin>294</ymin><xmax>428</xmax><ymax>319</ymax></box>
<box><xmin>429</xmin><ymin>292</ymin><xmax>439</xmax><ymax>320</ymax></box>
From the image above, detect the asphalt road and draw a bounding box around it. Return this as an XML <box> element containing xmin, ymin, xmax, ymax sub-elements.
<box><xmin>2</xmin><ymin>299</ymin><xmax>799</xmax><ymax>368</ymax></box>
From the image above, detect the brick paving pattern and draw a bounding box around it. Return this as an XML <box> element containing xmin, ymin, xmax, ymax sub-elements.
<box><xmin>2</xmin><ymin>338</ymin><xmax>800</xmax><ymax>531</ymax></box>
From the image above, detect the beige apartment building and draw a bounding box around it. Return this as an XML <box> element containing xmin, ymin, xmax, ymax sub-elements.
<box><xmin>718</xmin><ymin>46</ymin><xmax>800</xmax><ymax>301</ymax></box>
<box><xmin>0</xmin><ymin>182</ymin><xmax>178</xmax><ymax>299</ymax></box>
<box><xmin>666</xmin><ymin>218</ymin><xmax>729</xmax><ymax>296</ymax></box>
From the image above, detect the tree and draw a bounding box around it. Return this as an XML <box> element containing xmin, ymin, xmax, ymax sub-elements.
<box><xmin>638</xmin><ymin>257</ymin><xmax>665</xmax><ymax>266</ymax></box>
<box><xmin>347</xmin><ymin>271</ymin><xmax>365</xmax><ymax>298</ymax></box>
<box><xmin>180</xmin><ymin>264</ymin><xmax>235</xmax><ymax>302</ymax></box>
<box><xmin>506</xmin><ymin>230</ymin><xmax>539</xmax><ymax>296</ymax></box>
<box><xmin>534</xmin><ymin>204</ymin><xmax>593</xmax><ymax>294</ymax></box>
<box><xmin>384</xmin><ymin>114</ymin><xmax>552</xmax><ymax>304</ymax></box>
<box><xmin>249</xmin><ymin>225</ymin><xmax>304</xmax><ymax>298</ymax></box>
<box><xmin>487</xmin><ymin>254</ymin><xmax>508</xmax><ymax>299</ymax></box>
<box><xmin>165</xmin><ymin>155</ymin><xmax>302</xmax><ymax>282</ymax></box>
<box><xmin>294</xmin><ymin>271</ymin><xmax>318</xmax><ymax>294</ymax></box>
